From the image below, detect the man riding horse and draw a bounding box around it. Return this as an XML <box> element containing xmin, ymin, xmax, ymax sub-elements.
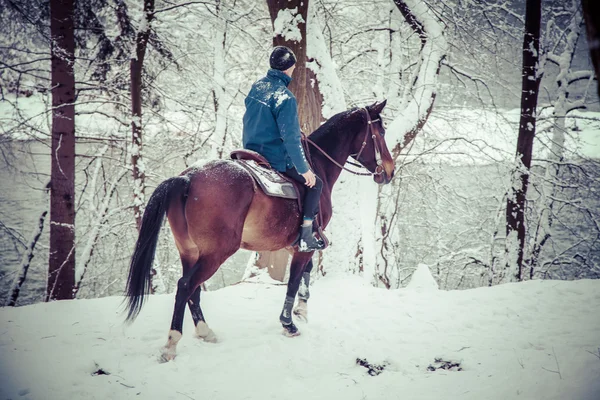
<box><xmin>125</xmin><ymin>44</ymin><xmax>396</xmax><ymax>360</ymax></box>
<box><xmin>242</xmin><ymin>46</ymin><xmax>326</xmax><ymax>252</ymax></box>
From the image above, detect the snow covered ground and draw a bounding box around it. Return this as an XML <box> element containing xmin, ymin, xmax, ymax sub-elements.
<box><xmin>1</xmin><ymin>273</ymin><xmax>599</xmax><ymax>400</ymax></box>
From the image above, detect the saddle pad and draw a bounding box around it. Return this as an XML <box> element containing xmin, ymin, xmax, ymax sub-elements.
<box><xmin>236</xmin><ymin>159</ymin><xmax>297</xmax><ymax>199</ymax></box>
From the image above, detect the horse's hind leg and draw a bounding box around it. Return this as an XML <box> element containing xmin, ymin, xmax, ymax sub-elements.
<box><xmin>187</xmin><ymin>285</ymin><xmax>217</xmax><ymax>342</ymax></box>
<box><xmin>161</xmin><ymin>261</ymin><xmax>201</xmax><ymax>362</ymax></box>
<box><xmin>161</xmin><ymin>253</ymin><xmax>232</xmax><ymax>361</ymax></box>
<box><xmin>293</xmin><ymin>258</ymin><xmax>314</xmax><ymax>322</ymax></box>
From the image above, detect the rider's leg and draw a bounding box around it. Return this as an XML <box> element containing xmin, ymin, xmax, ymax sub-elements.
<box><xmin>283</xmin><ymin>168</ymin><xmax>325</xmax><ymax>251</ymax></box>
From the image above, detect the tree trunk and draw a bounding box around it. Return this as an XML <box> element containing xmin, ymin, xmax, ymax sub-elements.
<box><xmin>211</xmin><ymin>0</ymin><xmax>229</xmax><ymax>159</ymax></box>
<box><xmin>130</xmin><ymin>0</ymin><xmax>154</xmax><ymax>231</ymax></box>
<box><xmin>129</xmin><ymin>0</ymin><xmax>156</xmax><ymax>291</ymax></box>
<box><xmin>267</xmin><ymin>0</ymin><xmax>323</xmax><ymax>133</ymax></box>
<box><xmin>389</xmin><ymin>0</ymin><xmax>447</xmax><ymax>158</ymax></box>
<box><xmin>363</xmin><ymin>0</ymin><xmax>446</xmax><ymax>286</ymax></box>
<box><xmin>529</xmin><ymin>2</ymin><xmax>584</xmax><ymax>279</ymax></box>
<box><xmin>505</xmin><ymin>0</ymin><xmax>542</xmax><ymax>282</ymax></box>
<box><xmin>582</xmin><ymin>0</ymin><xmax>600</xmax><ymax>99</ymax></box>
<box><xmin>263</xmin><ymin>0</ymin><xmax>325</xmax><ymax>281</ymax></box>
<box><xmin>47</xmin><ymin>0</ymin><xmax>76</xmax><ymax>301</ymax></box>
<box><xmin>305</xmin><ymin>1</ymin><xmax>346</xmax><ymax>276</ymax></box>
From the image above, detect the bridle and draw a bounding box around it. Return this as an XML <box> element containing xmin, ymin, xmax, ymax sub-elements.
<box><xmin>301</xmin><ymin>108</ymin><xmax>385</xmax><ymax>177</ymax></box>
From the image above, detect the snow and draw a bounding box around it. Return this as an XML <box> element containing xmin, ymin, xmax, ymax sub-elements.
<box><xmin>306</xmin><ymin>3</ymin><xmax>346</xmax><ymax>118</ymax></box>
<box><xmin>274</xmin><ymin>90</ymin><xmax>290</xmax><ymax>108</ymax></box>
<box><xmin>405</xmin><ymin>264</ymin><xmax>439</xmax><ymax>290</ymax></box>
<box><xmin>324</xmin><ymin>173</ymin><xmax>364</xmax><ymax>275</ymax></box>
<box><xmin>1</xmin><ymin>276</ymin><xmax>599</xmax><ymax>400</ymax></box>
<box><xmin>273</xmin><ymin>8</ymin><xmax>304</xmax><ymax>43</ymax></box>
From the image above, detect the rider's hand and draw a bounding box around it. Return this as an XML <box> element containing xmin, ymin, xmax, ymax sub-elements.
<box><xmin>301</xmin><ymin>170</ymin><xmax>317</xmax><ymax>188</ymax></box>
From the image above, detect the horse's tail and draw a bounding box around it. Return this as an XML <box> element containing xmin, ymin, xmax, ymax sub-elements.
<box><xmin>124</xmin><ymin>175</ymin><xmax>191</xmax><ymax>322</ymax></box>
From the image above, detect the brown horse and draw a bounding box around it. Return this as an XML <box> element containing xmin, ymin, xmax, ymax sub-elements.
<box><xmin>125</xmin><ymin>100</ymin><xmax>395</xmax><ymax>361</ymax></box>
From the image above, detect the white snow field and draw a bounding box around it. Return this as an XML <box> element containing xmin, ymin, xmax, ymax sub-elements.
<box><xmin>1</xmin><ymin>274</ymin><xmax>599</xmax><ymax>400</ymax></box>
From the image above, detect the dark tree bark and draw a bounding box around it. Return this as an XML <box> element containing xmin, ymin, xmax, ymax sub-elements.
<box><xmin>261</xmin><ymin>0</ymin><xmax>324</xmax><ymax>281</ymax></box>
<box><xmin>505</xmin><ymin>0</ymin><xmax>542</xmax><ymax>281</ymax></box>
<box><xmin>130</xmin><ymin>0</ymin><xmax>154</xmax><ymax>231</ymax></box>
<box><xmin>582</xmin><ymin>0</ymin><xmax>600</xmax><ymax>99</ymax></box>
<box><xmin>47</xmin><ymin>0</ymin><xmax>76</xmax><ymax>301</ymax></box>
<box><xmin>267</xmin><ymin>0</ymin><xmax>323</xmax><ymax>133</ymax></box>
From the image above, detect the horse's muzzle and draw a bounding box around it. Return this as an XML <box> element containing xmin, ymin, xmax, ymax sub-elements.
<box><xmin>374</xmin><ymin>168</ymin><xmax>393</xmax><ymax>184</ymax></box>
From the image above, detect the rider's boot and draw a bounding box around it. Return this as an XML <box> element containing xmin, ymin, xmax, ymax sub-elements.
<box><xmin>298</xmin><ymin>224</ymin><xmax>326</xmax><ymax>252</ymax></box>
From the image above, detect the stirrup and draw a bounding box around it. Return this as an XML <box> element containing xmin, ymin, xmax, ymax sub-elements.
<box><xmin>298</xmin><ymin>237</ymin><xmax>326</xmax><ymax>252</ymax></box>
<box><xmin>297</xmin><ymin>226</ymin><xmax>326</xmax><ymax>252</ymax></box>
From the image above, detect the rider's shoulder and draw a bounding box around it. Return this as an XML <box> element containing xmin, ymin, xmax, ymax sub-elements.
<box><xmin>251</xmin><ymin>77</ymin><xmax>272</xmax><ymax>92</ymax></box>
<box><xmin>271</xmin><ymin>87</ymin><xmax>295</xmax><ymax>109</ymax></box>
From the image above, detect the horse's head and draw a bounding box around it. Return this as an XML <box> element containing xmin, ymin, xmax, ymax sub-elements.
<box><xmin>350</xmin><ymin>100</ymin><xmax>395</xmax><ymax>184</ymax></box>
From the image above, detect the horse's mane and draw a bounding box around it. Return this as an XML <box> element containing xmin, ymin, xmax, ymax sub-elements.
<box><xmin>308</xmin><ymin>108</ymin><xmax>361</xmax><ymax>143</ymax></box>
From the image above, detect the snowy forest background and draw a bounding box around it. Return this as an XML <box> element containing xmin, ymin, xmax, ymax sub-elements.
<box><xmin>1</xmin><ymin>0</ymin><xmax>599</xmax><ymax>306</ymax></box>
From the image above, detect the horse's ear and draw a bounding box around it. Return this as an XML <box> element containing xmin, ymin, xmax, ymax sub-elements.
<box><xmin>368</xmin><ymin>99</ymin><xmax>387</xmax><ymax>116</ymax></box>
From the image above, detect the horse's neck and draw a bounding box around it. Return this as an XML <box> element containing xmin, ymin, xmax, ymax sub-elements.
<box><xmin>309</xmin><ymin>125</ymin><xmax>358</xmax><ymax>191</ymax></box>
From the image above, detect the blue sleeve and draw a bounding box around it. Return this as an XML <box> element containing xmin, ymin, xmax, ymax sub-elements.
<box><xmin>274</xmin><ymin>93</ymin><xmax>310</xmax><ymax>174</ymax></box>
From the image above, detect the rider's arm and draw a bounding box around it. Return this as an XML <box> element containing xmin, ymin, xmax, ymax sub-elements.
<box><xmin>274</xmin><ymin>93</ymin><xmax>310</xmax><ymax>174</ymax></box>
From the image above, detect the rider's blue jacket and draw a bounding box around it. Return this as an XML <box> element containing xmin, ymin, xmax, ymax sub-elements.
<box><xmin>242</xmin><ymin>69</ymin><xmax>310</xmax><ymax>174</ymax></box>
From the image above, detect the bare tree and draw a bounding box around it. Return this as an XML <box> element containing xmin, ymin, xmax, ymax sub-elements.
<box><xmin>74</xmin><ymin>146</ymin><xmax>130</xmax><ymax>297</ymax></box>
<box><xmin>388</xmin><ymin>0</ymin><xmax>447</xmax><ymax>158</ymax></box>
<box><xmin>130</xmin><ymin>0</ymin><xmax>155</xmax><ymax>231</ymax></box>
<box><xmin>504</xmin><ymin>0</ymin><xmax>542</xmax><ymax>282</ymax></box>
<box><xmin>6</xmin><ymin>184</ymin><xmax>49</xmax><ymax>306</ymax></box>
<box><xmin>581</xmin><ymin>0</ymin><xmax>600</xmax><ymax>98</ymax></box>
<box><xmin>210</xmin><ymin>0</ymin><xmax>231</xmax><ymax>159</ymax></box>
<box><xmin>363</xmin><ymin>0</ymin><xmax>447</xmax><ymax>286</ymax></box>
<box><xmin>47</xmin><ymin>0</ymin><xmax>76</xmax><ymax>301</ymax></box>
<box><xmin>526</xmin><ymin>0</ymin><xmax>598</xmax><ymax>280</ymax></box>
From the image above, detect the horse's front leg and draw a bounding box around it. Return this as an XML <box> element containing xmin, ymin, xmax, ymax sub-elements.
<box><xmin>280</xmin><ymin>252</ymin><xmax>313</xmax><ymax>336</ymax></box>
<box><xmin>293</xmin><ymin>258</ymin><xmax>314</xmax><ymax>322</ymax></box>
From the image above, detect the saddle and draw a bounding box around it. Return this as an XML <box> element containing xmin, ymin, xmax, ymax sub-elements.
<box><xmin>230</xmin><ymin>149</ymin><xmax>300</xmax><ymax>201</ymax></box>
<box><xmin>230</xmin><ymin>149</ymin><xmax>329</xmax><ymax>249</ymax></box>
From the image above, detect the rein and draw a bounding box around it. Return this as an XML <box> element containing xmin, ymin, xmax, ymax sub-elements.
<box><xmin>301</xmin><ymin>108</ymin><xmax>384</xmax><ymax>177</ymax></box>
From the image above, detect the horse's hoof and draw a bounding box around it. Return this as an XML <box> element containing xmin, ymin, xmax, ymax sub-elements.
<box><xmin>195</xmin><ymin>321</ymin><xmax>218</xmax><ymax>343</ymax></box>
<box><xmin>199</xmin><ymin>330</ymin><xmax>218</xmax><ymax>343</ymax></box>
<box><xmin>282</xmin><ymin>322</ymin><xmax>301</xmax><ymax>337</ymax></box>
<box><xmin>293</xmin><ymin>309</ymin><xmax>307</xmax><ymax>322</ymax></box>
<box><xmin>159</xmin><ymin>347</ymin><xmax>176</xmax><ymax>363</ymax></box>
<box><xmin>293</xmin><ymin>302</ymin><xmax>308</xmax><ymax>322</ymax></box>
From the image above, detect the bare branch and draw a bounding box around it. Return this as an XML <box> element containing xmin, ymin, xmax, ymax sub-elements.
<box><xmin>153</xmin><ymin>1</ymin><xmax>215</xmax><ymax>15</ymax></box>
